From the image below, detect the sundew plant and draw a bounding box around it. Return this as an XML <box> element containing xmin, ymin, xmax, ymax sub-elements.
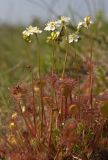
<box><xmin>0</xmin><ymin>16</ymin><xmax>108</xmax><ymax>160</ymax></box>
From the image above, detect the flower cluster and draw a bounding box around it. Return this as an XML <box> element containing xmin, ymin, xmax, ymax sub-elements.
<box><xmin>77</xmin><ymin>16</ymin><xmax>93</xmax><ymax>31</ymax></box>
<box><xmin>22</xmin><ymin>16</ymin><xmax>93</xmax><ymax>44</ymax></box>
<box><xmin>44</xmin><ymin>16</ymin><xmax>70</xmax><ymax>43</ymax></box>
<box><xmin>68</xmin><ymin>16</ymin><xmax>93</xmax><ymax>44</ymax></box>
<box><xmin>44</xmin><ymin>16</ymin><xmax>70</xmax><ymax>32</ymax></box>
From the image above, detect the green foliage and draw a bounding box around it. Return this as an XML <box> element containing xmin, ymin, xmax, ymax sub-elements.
<box><xmin>101</xmin><ymin>102</ymin><xmax>108</xmax><ymax>118</ymax></box>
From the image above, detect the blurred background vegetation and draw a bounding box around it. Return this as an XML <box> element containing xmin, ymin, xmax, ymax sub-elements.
<box><xmin>0</xmin><ymin>0</ymin><xmax>108</xmax><ymax>118</ymax></box>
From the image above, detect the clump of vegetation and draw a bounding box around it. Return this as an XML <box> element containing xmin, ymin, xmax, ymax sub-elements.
<box><xmin>0</xmin><ymin>16</ymin><xmax>108</xmax><ymax>160</ymax></box>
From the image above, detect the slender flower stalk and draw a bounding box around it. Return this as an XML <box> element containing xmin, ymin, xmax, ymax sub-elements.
<box><xmin>35</xmin><ymin>35</ymin><xmax>41</xmax><ymax>78</ymax></box>
<box><xmin>46</xmin><ymin>31</ymin><xmax>60</xmax><ymax>73</ymax></box>
<box><xmin>61</xmin><ymin>31</ymin><xmax>69</xmax><ymax>79</ymax></box>
<box><xmin>32</xmin><ymin>73</ymin><xmax>37</xmax><ymax>136</ymax></box>
<box><xmin>51</xmin><ymin>41</ymin><xmax>55</xmax><ymax>74</ymax></box>
<box><xmin>89</xmin><ymin>41</ymin><xmax>93</xmax><ymax>109</ymax></box>
<box><xmin>35</xmin><ymin>36</ymin><xmax>44</xmax><ymax>137</ymax></box>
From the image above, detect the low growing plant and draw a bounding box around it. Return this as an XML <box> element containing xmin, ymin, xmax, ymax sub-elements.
<box><xmin>0</xmin><ymin>16</ymin><xmax>108</xmax><ymax>160</ymax></box>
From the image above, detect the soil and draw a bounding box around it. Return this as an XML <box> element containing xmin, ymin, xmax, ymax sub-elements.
<box><xmin>62</xmin><ymin>149</ymin><xmax>108</xmax><ymax>160</ymax></box>
<box><xmin>90</xmin><ymin>149</ymin><xmax>108</xmax><ymax>160</ymax></box>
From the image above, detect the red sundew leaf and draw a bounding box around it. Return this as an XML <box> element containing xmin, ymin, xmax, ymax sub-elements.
<box><xmin>69</xmin><ymin>104</ymin><xmax>79</xmax><ymax>117</ymax></box>
<box><xmin>11</xmin><ymin>84</ymin><xmax>28</xmax><ymax>102</ymax></box>
<box><xmin>61</xmin><ymin>119</ymin><xmax>78</xmax><ymax>150</ymax></box>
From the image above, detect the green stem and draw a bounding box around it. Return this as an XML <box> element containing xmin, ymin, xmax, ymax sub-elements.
<box><xmin>36</xmin><ymin>35</ymin><xmax>41</xmax><ymax>78</ymax></box>
<box><xmin>52</xmin><ymin>41</ymin><xmax>55</xmax><ymax>74</ymax></box>
<box><xmin>62</xmin><ymin>32</ymin><xmax>69</xmax><ymax>79</ymax></box>
<box><xmin>62</xmin><ymin>48</ymin><xmax>68</xmax><ymax>79</ymax></box>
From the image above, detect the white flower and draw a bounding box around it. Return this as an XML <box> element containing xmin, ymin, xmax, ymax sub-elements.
<box><xmin>77</xmin><ymin>21</ymin><xmax>85</xmax><ymax>31</ymax></box>
<box><xmin>84</xmin><ymin>16</ymin><xmax>93</xmax><ymax>28</ymax></box>
<box><xmin>22</xmin><ymin>25</ymin><xmax>42</xmax><ymax>42</ymax></box>
<box><xmin>22</xmin><ymin>26</ymin><xmax>42</xmax><ymax>37</ymax></box>
<box><xmin>26</xmin><ymin>25</ymin><xmax>42</xmax><ymax>34</ymax></box>
<box><xmin>56</xmin><ymin>16</ymin><xmax>71</xmax><ymax>25</ymax></box>
<box><xmin>44</xmin><ymin>21</ymin><xmax>60</xmax><ymax>31</ymax></box>
<box><xmin>84</xmin><ymin>16</ymin><xmax>93</xmax><ymax>24</ymax></box>
<box><xmin>22</xmin><ymin>30</ymin><xmax>30</xmax><ymax>37</ymax></box>
<box><xmin>68</xmin><ymin>34</ymin><xmax>79</xmax><ymax>44</ymax></box>
<box><xmin>22</xmin><ymin>30</ymin><xmax>31</xmax><ymax>43</ymax></box>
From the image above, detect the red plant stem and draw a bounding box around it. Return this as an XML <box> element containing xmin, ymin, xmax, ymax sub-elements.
<box><xmin>89</xmin><ymin>43</ymin><xmax>93</xmax><ymax>108</ymax></box>
<box><xmin>36</xmin><ymin>35</ymin><xmax>44</xmax><ymax>137</ymax></box>
<box><xmin>78</xmin><ymin>76</ymin><xmax>81</xmax><ymax>120</ymax></box>
<box><xmin>18</xmin><ymin>103</ymin><xmax>35</xmax><ymax>137</ymax></box>
<box><xmin>27</xmin><ymin>115</ymin><xmax>37</xmax><ymax>135</ymax></box>
<box><xmin>48</xmin><ymin>107</ymin><xmax>53</xmax><ymax>147</ymax></box>
<box><xmin>48</xmin><ymin>89</ymin><xmax>55</xmax><ymax>146</ymax></box>
<box><xmin>16</xmin><ymin>131</ymin><xmax>27</xmax><ymax>149</ymax></box>
<box><xmin>43</xmin><ymin>106</ymin><xmax>47</xmax><ymax>126</ymax></box>
<box><xmin>61</xmin><ymin>96</ymin><xmax>64</xmax><ymax>124</ymax></box>
<box><xmin>55</xmin><ymin>93</ymin><xmax>59</xmax><ymax>129</ymax></box>
<box><xmin>54</xmin><ymin>148</ymin><xmax>61</xmax><ymax>160</ymax></box>
<box><xmin>21</xmin><ymin>100</ymin><xmax>37</xmax><ymax>135</ymax></box>
<box><xmin>64</xmin><ymin>96</ymin><xmax>68</xmax><ymax>120</ymax></box>
<box><xmin>22</xmin><ymin>99</ymin><xmax>36</xmax><ymax>131</ymax></box>
<box><xmin>14</xmin><ymin>123</ymin><xmax>29</xmax><ymax>150</ymax></box>
<box><xmin>32</xmin><ymin>73</ymin><xmax>37</xmax><ymax>136</ymax></box>
<box><xmin>40</xmin><ymin>87</ymin><xmax>44</xmax><ymax>137</ymax></box>
<box><xmin>15</xmin><ymin>132</ymin><xmax>25</xmax><ymax>150</ymax></box>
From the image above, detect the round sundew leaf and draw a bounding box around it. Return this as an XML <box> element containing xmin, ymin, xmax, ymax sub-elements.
<box><xmin>69</xmin><ymin>104</ymin><xmax>79</xmax><ymax>117</ymax></box>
